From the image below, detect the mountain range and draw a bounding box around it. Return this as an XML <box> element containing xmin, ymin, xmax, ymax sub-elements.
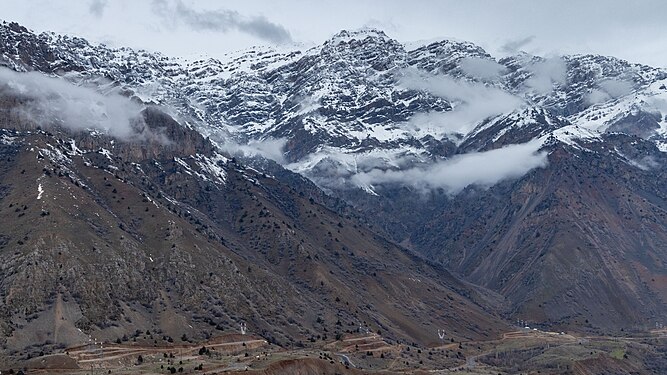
<box><xmin>2</xmin><ymin>19</ymin><xmax>667</xmax><ymax>371</ymax></box>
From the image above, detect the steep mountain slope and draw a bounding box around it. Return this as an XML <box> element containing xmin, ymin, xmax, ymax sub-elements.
<box><xmin>0</xmin><ymin>87</ymin><xmax>507</xmax><ymax>365</ymax></box>
<box><xmin>412</xmin><ymin>136</ymin><xmax>667</xmax><ymax>332</ymax></box>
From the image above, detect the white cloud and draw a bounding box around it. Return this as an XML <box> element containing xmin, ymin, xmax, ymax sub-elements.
<box><xmin>586</xmin><ymin>78</ymin><xmax>635</xmax><ymax>105</ymax></box>
<box><xmin>88</xmin><ymin>0</ymin><xmax>108</xmax><ymax>18</ymax></box>
<box><xmin>646</xmin><ymin>97</ymin><xmax>667</xmax><ymax>113</ymax></box>
<box><xmin>351</xmin><ymin>139</ymin><xmax>548</xmax><ymax>194</ymax></box>
<box><xmin>151</xmin><ymin>0</ymin><xmax>292</xmax><ymax>44</ymax></box>
<box><xmin>399</xmin><ymin>69</ymin><xmax>524</xmax><ymax>135</ymax></box>
<box><xmin>218</xmin><ymin>137</ymin><xmax>287</xmax><ymax>163</ymax></box>
<box><xmin>585</xmin><ymin>89</ymin><xmax>611</xmax><ymax>105</ymax></box>
<box><xmin>600</xmin><ymin>79</ymin><xmax>634</xmax><ymax>98</ymax></box>
<box><xmin>460</xmin><ymin>57</ymin><xmax>507</xmax><ymax>80</ymax></box>
<box><xmin>524</xmin><ymin>57</ymin><xmax>567</xmax><ymax>94</ymax></box>
<box><xmin>0</xmin><ymin>67</ymin><xmax>150</xmax><ymax>140</ymax></box>
<box><xmin>500</xmin><ymin>36</ymin><xmax>535</xmax><ymax>54</ymax></box>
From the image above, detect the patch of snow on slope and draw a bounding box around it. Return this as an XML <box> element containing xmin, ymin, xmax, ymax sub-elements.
<box><xmin>99</xmin><ymin>148</ymin><xmax>113</xmax><ymax>160</ymax></box>
<box><xmin>195</xmin><ymin>153</ymin><xmax>228</xmax><ymax>184</ymax></box>
<box><xmin>1</xmin><ymin>134</ymin><xmax>15</xmax><ymax>144</ymax></box>
<box><xmin>550</xmin><ymin>125</ymin><xmax>601</xmax><ymax>149</ymax></box>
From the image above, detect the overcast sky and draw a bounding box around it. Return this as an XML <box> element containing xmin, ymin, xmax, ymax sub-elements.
<box><xmin>3</xmin><ymin>0</ymin><xmax>667</xmax><ymax>67</ymax></box>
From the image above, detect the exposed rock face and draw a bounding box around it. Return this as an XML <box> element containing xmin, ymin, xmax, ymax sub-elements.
<box><xmin>80</xmin><ymin>107</ymin><xmax>217</xmax><ymax>162</ymax></box>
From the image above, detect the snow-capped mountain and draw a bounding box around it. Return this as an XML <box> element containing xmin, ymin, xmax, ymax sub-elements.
<box><xmin>3</xmin><ymin>21</ymin><xmax>666</xmax><ymax>185</ymax></box>
<box><xmin>5</xmin><ymin>20</ymin><xmax>667</xmax><ymax>335</ymax></box>
<box><xmin>5</xmin><ymin>21</ymin><xmax>667</xmax><ymax>194</ymax></box>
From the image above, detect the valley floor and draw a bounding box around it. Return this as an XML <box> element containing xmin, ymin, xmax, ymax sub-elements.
<box><xmin>7</xmin><ymin>328</ymin><xmax>667</xmax><ymax>374</ymax></box>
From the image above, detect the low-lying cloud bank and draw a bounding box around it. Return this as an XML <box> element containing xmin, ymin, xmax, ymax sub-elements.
<box><xmin>399</xmin><ymin>68</ymin><xmax>524</xmax><ymax>135</ymax></box>
<box><xmin>218</xmin><ymin>137</ymin><xmax>288</xmax><ymax>164</ymax></box>
<box><xmin>586</xmin><ymin>78</ymin><xmax>635</xmax><ymax>105</ymax></box>
<box><xmin>460</xmin><ymin>57</ymin><xmax>507</xmax><ymax>80</ymax></box>
<box><xmin>0</xmin><ymin>67</ymin><xmax>148</xmax><ymax>140</ymax></box>
<box><xmin>524</xmin><ymin>57</ymin><xmax>567</xmax><ymax>94</ymax></box>
<box><xmin>351</xmin><ymin>140</ymin><xmax>548</xmax><ymax>194</ymax></box>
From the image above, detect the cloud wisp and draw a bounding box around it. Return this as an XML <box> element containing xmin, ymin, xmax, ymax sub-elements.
<box><xmin>0</xmin><ymin>67</ymin><xmax>150</xmax><ymax>140</ymax></box>
<box><xmin>151</xmin><ymin>0</ymin><xmax>292</xmax><ymax>44</ymax></box>
<box><xmin>500</xmin><ymin>36</ymin><xmax>535</xmax><ymax>54</ymax></box>
<box><xmin>88</xmin><ymin>0</ymin><xmax>108</xmax><ymax>18</ymax></box>
<box><xmin>218</xmin><ymin>138</ymin><xmax>287</xmax><ymax>164</ymax></box>
<box><xmin>586</xmin><ymin>78</ymin><xmax>635</xmax><ymax>105</ymax></box>
<box><xmin>460</xmin><ymin>57</ymin><xmax>507</xmax><ymax>80</ymax></box>
<box><xmin>399</xmin><ymin>68</ymin><xmax>524</xmax><ymax>136</ymax></box>
<box><xmin>524</xmin><ymin>56</ymin><xmax>567</xmax><ymax>94</ymax></box>
<box><xmin>351</xmin><ymin>140</ymin><xmax>548</xmax><ymax>194</ymax></box>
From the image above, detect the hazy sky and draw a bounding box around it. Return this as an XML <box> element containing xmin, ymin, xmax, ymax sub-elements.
<box><xmin>3</xmin><ymin>0</ymin><xmax>667</xmax><ymax>67</ymax></box>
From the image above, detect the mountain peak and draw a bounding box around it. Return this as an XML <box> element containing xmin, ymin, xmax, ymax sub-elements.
<box><xmin>1</xmin><ymin>20</ymin><xmax>31</xmax><ymax>35</ymax></box>
<box><xmin>325</xmin><ymin>28</ymin><xmax>397</xmax><ymax>48</ymax></box>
